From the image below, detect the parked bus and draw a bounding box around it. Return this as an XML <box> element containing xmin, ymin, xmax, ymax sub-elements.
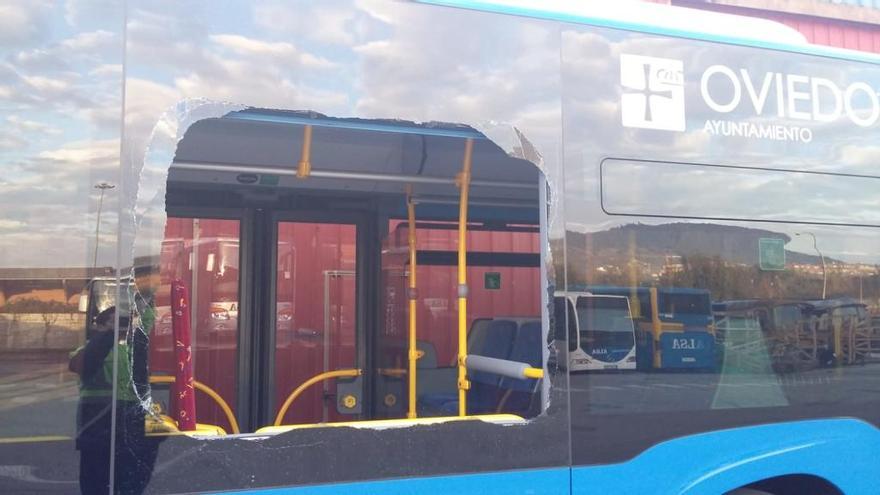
<box><xmin>574</xmin><ymin>286</ymin><xmax>715</xmax><ymax>369</ymax></box>
<box><xmin>554</xmin><ymin>292</ymin><xmax>637</xmax><ymax>371</ymax></box>
<box><xmin>714</xmin><ymin>298</ymin><xmax>880</xmax><ymax>373</ymax></box>
<box><xmin>4</xmin><ymin>1</ymin><xmax>880</xmax><ymax>494</ymax></box>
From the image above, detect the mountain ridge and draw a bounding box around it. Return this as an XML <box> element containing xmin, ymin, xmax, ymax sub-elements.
<box><xmin>567</xmin><ymin>222</ymin><xmax>831</xmax><ymax>266</ymax></box>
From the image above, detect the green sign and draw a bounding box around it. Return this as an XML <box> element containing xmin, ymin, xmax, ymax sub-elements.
<box><xmin>759</xmin><ymin>238</ymin><xmax>786</xmax><ymax>271</ymax></box>
<box><xmin>259</xmin><ymin>174</ymin><xmax>280</xmax><ymax>186</ymax></box>
<box><xmin>484</xmin><ymin>272</ymin><xmax>502</xmax><ymax>290</ymax></box>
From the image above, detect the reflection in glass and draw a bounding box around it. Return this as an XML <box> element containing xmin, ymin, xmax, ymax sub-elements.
<box><xmin>150</xmin><ymin>217</ymin><xmax>240</xmax><ymax>433</ymax></box>
<box><xmin>0</xmin><ymin>1</ymin><xmax>123</xmax><ymax>492</ymax></box>
<box><xmin>563</xmin><ymin>22</ymin><xmax>880</xmax><ymax>466</ymax></box>
<box><xmin>274</xmin><ymin>222</ymin><xmax>357</xmax><ymax>425</ymax></box>
<box><xmin>379</xmin><ymin>222</ymin><xmax>544</xmax><ymax>418</ymax></box>
<box><xmin>602</xmin><ymin>159</ymin><xmax>880</xmax><ymax>227</ymax></box>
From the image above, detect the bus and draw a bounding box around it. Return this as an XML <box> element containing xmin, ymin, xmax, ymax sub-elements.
<box><xmin>554</xmin><ymin>292</ymin><xmax>637</xmax><ymax>371</ymax></box>
<box><xmin>574</xmin><ymin>286</ymin><xmax>716</xmax><ymax>369</ymax></box>
<box><xmin>3</xmin><ymin>1</ymin><xmax>880</xmax><ymax>494</ymax></box>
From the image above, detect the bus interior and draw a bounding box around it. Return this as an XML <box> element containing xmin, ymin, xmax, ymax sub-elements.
<box><xmin>136</xmin><ymin>109</ymin><xmax>548</xmax><ymax>435</ymax></box>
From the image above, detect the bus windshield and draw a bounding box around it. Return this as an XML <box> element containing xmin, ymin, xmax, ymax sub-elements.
<box><xmin>576</xmin><ymin>296</ymin><xmax>635</xmax><ymax>350</ymax></box>
<box><xmin>660</xmin><ymin>293</ymin><xmax>711</xmax><ymax>316</ymax></box>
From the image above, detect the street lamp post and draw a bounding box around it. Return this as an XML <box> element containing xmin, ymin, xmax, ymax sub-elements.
<box><xmin>796</xmin><ymin>232</ymin><xmax>826</xmax><ymax>299</ymax></box>
<box><xmin>93</xmin><ymin>182</ymin><xmax>116</xmax><ymax>269</ymax></box>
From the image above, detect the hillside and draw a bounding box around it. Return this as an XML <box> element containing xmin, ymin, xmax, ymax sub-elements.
<box><xmin>566</xmin><ymin>222</ymin><xmax>827</xmax><ymax>266</ymax></box>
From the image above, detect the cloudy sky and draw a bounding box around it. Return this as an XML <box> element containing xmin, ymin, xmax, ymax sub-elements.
<box><xmin>1</xmin><ymin>0</ymin><xmax>877</xmax><ymax>270</ymax></box>
<box><xmin>0</xmin><ymin>0</ymin><xmax>123</xmax><ymax>269</ymax></box>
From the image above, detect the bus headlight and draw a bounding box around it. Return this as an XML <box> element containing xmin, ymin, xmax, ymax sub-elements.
<box><xmin>210</xmin><ymin>306</ymin><xmax>230</xmax><ymax>320</ymax></box>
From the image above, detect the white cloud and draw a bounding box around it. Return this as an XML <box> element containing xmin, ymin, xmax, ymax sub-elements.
<box><xmin>0</xmin><ymin>134</ymin><xmax>27</xmax><ymax>151</ymax></box>
<box><xmin>210</xmin><ymin>34</ymin><xmax>299</xmax><ymax>56</ymax></box>
<box><xmin>37</xmin><ymin>138</ymin><xmax>118</xmax><ymax>168</ymax></box>
<box><xmin>0</xmin><ymin>135</ymin><xmax>121</xmax><ymax>268</ymax></box>
<box><xmin>253</xmin><ymin>1</ymin><xmax>380</xmax><ymax>46</ymax></box>
<box><xmin>88</xmin><ymin>64</ymin><xmax>122</xmax><ymax>77</ymax></box>
<box><xmin>21</xmin><ymin>74</ymin><xmax>73</xmax><ymax>93</ymax></box>
<box><xmin>349</xmin><ymin>3</ymin><xmax>562</xmax><ymax>162</ymax></box>
<box><xmin>210</xmin><ymin>34</ymin><xmax>337</xmax><ymax>69</ymax></box>
<box><xmin>60</xmin><ymin>29</ymin><xmax>116</xmax><ymax>51</ymax></box>
<box><xmin>0</xmin><ymin>1</ymin><xmax>54</xmax><ymax>46</ymax></box>
<box><xmin>0</xmin><ymin>219</ymin><xmax>25</xmax><ymax>230</ymax></box>
<box><xmin>7</xmin><ymin>115</ymin><xmax>62</xmax><ymax>135</ymax></box>
<box><xmin>64</xmin><ymin>0</ymin><xmax>122</xmax><ymax>28</ymax></box>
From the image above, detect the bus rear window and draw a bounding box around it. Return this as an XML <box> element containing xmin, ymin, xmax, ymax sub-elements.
<box><xmin>659</xmin><ymin>294</ymin><xmax>710</xmax><ymax>315</ymax></box>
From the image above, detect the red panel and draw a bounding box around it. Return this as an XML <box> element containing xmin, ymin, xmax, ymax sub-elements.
<box><xmin>381</xmin><ymin>222</ymin><xmax>541</xmax><ymax>369</ymax></box>
<box><xmin>152</xmin><ymin>217</ymin><xmax>241</xmax><ymax>433</ymax></box>
<box><xmin>813</xmin><ymin>22</ymin><xmax>830</xmax><ymax>46</ymax></box>
<box><xmin>859</xmin><ymin>30</ymin><xmax>874</xmax><ymax>52</ymax></box>
<box><xmin>671</xmin><ymin>1</ymin><xmax>880</xmax><ymax>54</ymax></box>
<box><xmin>844</xmin><ymin>27</ymin><xmax>859</xmax><ymax>50</ymax></box>
<box><xmin>829</xmin><ymin>23</ymin><xmax>845</xmax><ymax>47</ymax></box>
<box><xmin>274</xmin><ymin>222</ymin><xmax>357</xmax><ymax>425</ymax></box>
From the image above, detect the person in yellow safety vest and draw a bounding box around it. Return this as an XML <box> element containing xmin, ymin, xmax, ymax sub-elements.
<box><xmin>69</xmin><ymin>306</ymin><xmax>156</xmax><ymax>494</ymax></box>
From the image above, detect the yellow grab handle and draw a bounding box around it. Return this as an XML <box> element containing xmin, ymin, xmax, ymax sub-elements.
<box><xmin>523</xmin><ymin>367</ymin><xmax>544</xmax><ymax>379</ymax></box>
<box><xmin>149</xmin><ymin>375</ymin><xmax>240</xmax><ymax>434</ymax></box>
<box><xmin>456</xmin><ymin>138</ymin><xmax>474</xmax><ymax>417</ymax></box>
<box><xmin>406</xmin><ymin>186</ymin><xmax>419</xmax><ymax>419</ymax></box>
<box><xmin>297</xmin><ymin>124</ymin><xmax>313</xmax><ymax>178</ymax></box>
<box><xmin>274</xmin><ymin>369</ymin><xmax>362</xmax><ymax>426</ymax></box>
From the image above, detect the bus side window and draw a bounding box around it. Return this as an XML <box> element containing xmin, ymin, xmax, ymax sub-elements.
<box><xmin>552</xmin><ymin>297</ymin><xmax>578</xmax><ymax>352</ymax></box>
<box><xmin>553</xmin><ymin>297</ymin><xmax>568</xmax><ymax>340</ymax></box>
<box><xmin>567</xmin><ymin>300</ymin><xmax>578</xmax><ymax>352</ymax></box>
<box><xmin>639</xmin><ymin>297</ymin><xmax>652</xmax><ymax>320</ymax></box>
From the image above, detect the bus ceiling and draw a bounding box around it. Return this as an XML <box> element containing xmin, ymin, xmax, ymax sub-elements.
<box><xmin>168</xmin><ymin>109</ymin><xmax>542</xmax><ymax>217</ymax></box>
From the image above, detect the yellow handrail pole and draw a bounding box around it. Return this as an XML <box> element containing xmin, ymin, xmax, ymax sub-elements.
<box><xmin>650</xmin><ymin>287</ymin><xmax>661</xmax><ymax>369</ymax></box>
<box><xmin>297</xmin><ymin>124</ymin><xmax>313</xmax><ymax>178</ymax></box>
<box><xmin>274</xmin><ymin>369</ymin><xmax>362</xmax><ymax>426</ymax></box>
<box><xmin>406</xmin><ymin>186</ymin><xmax>419</xmax><ymax>419</ymax></box>
<box><xmin>149</xmin><ymin>375</ymin><xmax>240</xmax><ymax>434</ymax></box>
<box><xmin>456</xmin><ymin>138</ymin><xmax>474</xmax><ymax>417</ymax></box>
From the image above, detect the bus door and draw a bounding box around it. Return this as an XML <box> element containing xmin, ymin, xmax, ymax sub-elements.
<box><xmin>151</xmin><ymin>213</ymin><xmax>366</xmax><ymax>432</ymax></box>
<box><xmin>272</xmin><ymin>218</ymin><xmax>363</xmax><ymax>426</ymax></box>
<box><xmin>150</xmin><ymin>215</ymin><xmax>243</xmax><ymax>434</ymax></box>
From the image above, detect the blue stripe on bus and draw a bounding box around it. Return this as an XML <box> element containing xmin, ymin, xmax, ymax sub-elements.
<box><xmin>572</xmin><ymin>418</ymin><xmax>880</xmax><ymax>494</ymax></box>
<box><xmin>215</xmin><ymin>466</ymin><xmax>570</xmax><ymax>495</ymax></box>
<box><xmin>218</xmin><ymin>419</ymin><xmax>880</xmax><ymax>494</ymax></box>
<box><xmin>415</xmin><ymin>0</ymin><xmax>880</xmax><ymax>65</ymax></box>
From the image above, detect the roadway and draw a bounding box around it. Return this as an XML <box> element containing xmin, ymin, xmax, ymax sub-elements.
<box><xmin>0</xmin><ymin>353</ymin><xmax>79</xmax><ymax>493</ymax></box>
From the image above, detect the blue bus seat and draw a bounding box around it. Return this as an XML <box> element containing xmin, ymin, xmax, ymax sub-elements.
<box><xmin>420</xmin><ymin>319</ymin><xmax>518</xmax><ymax>415</ymax></box>
<box><xmin>466</xmin><ymin>318</ymin><xmax>491</xmax><ymax>362</ymax></box>
<box><xmin>416</xmin><ymin>340</ymin><xmax>438</xmax><ymax>369</ymax></box>
<box><xmin>496</xmin><ymin>320</ymin><xmax>542</xmax><ymax>416</ymax></box>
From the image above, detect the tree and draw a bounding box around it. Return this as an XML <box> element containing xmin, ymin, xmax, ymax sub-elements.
<box><xmin>2</xmin><ymin>299</ymin><xmax>77</xmax><ymax>348</ymax></box>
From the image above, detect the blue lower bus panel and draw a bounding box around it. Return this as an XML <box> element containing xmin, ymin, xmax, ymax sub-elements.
<box><xmin>218</xmin><ymin>419</ymin><xmax>880</xmax><ymax>494</ymax></box>
<box><xmin>572</xmin><ymin>418</ymin><xmax>880</xmax><ymax>495</ymax></box>
<box><xmin>217</xmin><ymin>467</ymin><xmax>570</xmax><ymax>495</ymax></box>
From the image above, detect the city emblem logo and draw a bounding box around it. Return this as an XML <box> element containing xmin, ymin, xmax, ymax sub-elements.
<box><xmin>620</xmin><ymin>54</ymin><xmax>686</xmax><ymax>131</ymax></box>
